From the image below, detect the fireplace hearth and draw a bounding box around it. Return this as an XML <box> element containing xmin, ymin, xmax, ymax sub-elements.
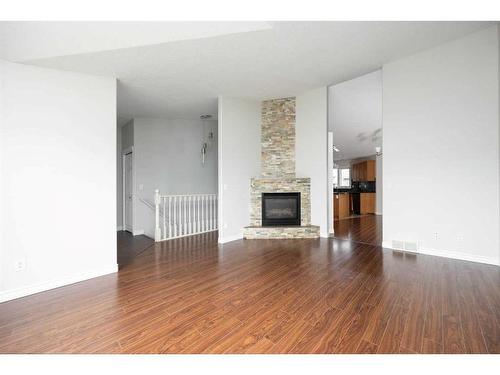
<box><xmin>262</xmin><ymin>192</ymin><xmax>301</xmax><ymax>226</ymax></box>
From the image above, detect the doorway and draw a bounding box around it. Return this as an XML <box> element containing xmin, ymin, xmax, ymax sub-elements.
<box><xmin>123</xmin><ymin>149</ymin><xmax>134</xmax><ymax>233</ymax></box>
<box><xmin>327</xmin><ymin>70</ymin><xmax>383</xmax><ymax>246</ymax></box>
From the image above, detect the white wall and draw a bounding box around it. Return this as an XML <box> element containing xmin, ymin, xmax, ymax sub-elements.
<box><xmin>383</xmin><ymin>26</ymin><xmax>500</xmax><ymax>265</ymax></box>
<box><xmin>133</xmin><ymin>117</ymin><xmax>218</xmax><ymax>238</ymax></box>
<box><xmin>296</xmin><ymin>87</ymin><xmax>329</xmax><ymax>237</ymax></box>
<box><xmin>121</xmin><ymin>120</ymin><xmax>134</xmax><ymax>150</ymax></box>
<box><xmin>0</xmin><ymin>60</ymin><xmax>117</xmax><ymax>302</ymax></box>
<box><xmin>218</xmin><ymin>97</ymin><xmax>261</xmax><ymax>243</ymax></box>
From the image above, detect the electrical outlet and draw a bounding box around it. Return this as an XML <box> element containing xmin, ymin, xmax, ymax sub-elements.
<box><xmin>14</xmin><ymin>258</ymin><xmax>26</xmax><ymax>272</ymax></box>
<box><xmin>433</xmin><ymin>232</ymin><xmax>439</xmax><ymax>241</ymax></box>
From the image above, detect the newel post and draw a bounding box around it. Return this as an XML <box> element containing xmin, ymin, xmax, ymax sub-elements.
<box><xmin>154</xmin><ymin>189</ymin><xmax>161</xmax><ymax>241</ymax></box>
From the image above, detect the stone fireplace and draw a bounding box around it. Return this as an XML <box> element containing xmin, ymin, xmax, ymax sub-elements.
<box><xmin>243</xmin><ymin>97</ymin><xmax>320</xmax><ymax>239</ymax></box>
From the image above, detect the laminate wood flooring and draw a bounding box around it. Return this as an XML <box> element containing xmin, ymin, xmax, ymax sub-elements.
<box><xmin>1</xmin><ymin>231</ymin><xmax>498</xmax><ymax>353</ymax></box>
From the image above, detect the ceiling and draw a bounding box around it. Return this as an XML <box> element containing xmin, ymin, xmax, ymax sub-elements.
<box><xmin>0</xmin><ymin>21</ymin><xmax>494</xmax><ymax>121</ymax></box>
<box><xmin>329</xmin><ymin>70</ymin><xmax>382</xmax><ymax>161</ymax></box>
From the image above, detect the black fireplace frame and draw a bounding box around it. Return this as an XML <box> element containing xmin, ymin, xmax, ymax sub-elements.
<box><xmin>261</xmin><ymin>192</ymin><xmax>301</xmax><ymax>227</ymax></box>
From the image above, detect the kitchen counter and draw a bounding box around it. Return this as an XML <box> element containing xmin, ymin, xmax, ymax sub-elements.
<box><xmin>333</xmin><ymin>190</ymin><xmax>376</xmax><ymax>216</ymax></box>
<box><xmin>334</xmin><ymin>192</ymin><xmax>350</xmax><ymax>220</ymax></box>
<box><xmin>334</xmin><ymin>189</ymin><xmax>375</xmax><ymax>194</ymax></box>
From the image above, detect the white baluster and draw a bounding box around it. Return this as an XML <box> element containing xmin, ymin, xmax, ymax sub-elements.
<box><xmin>154</xmin><ymin>189</ymin><xmax>161</xmax><ymax>241</ymax></box>
<box><xmin>200</xmin><ymin>195</ymin><xmax>205</xmax><ymax>232</ymax></box>
<box><xmin>175</xmin><ymin>196</ymin><xmax>179</xmax><ymax>237</ymax></box>
<box><xmin>209</xmin><ymin>195</ymin><xmax>212</xmax><ymax>230</ymax></box>
<box><xmin>212</xmin><ymin>195</ymin><xmax>215</xmax><ymax>230</ymax></box>
<box><xmin>180</xmin><ymin>196</ymin><xmax>182</xmax><ymax>236</ymax></box>
<box><xmin>179</xmin><ymin>196</ymin><xmax>182</xmax><ymax>237</ymax></box>
<box><xmin>210</xmin><ymin>195</ymin><xmax>213</xmax><ymax>230</ymax></box>
<box><xmin>162</xmin><ymin>197</ymin><xmax>166</xmax><ymax>240</ymax></box>
<box><xmin>197</xmin><ymin>196</ymin><xmax>201</xmax><ymax>233</ymax></box>
<box><xmin>205</xmin><ymin>195</ymin><xmax>209</xmax><ymax>231</ymax></box>
<box><xmin>168</xmin><ymin>196</ymin><xmax>172</xmax><ymax>238</ymax></box>
<box><xmin>179</xmin><ymin>196</ymin><xmax>183</xmax><ymax>236</ymax></box>
<box><xmin>187</xmin><ymin>195</ymin><xmax>191</xmax><ymax>234</ymax></box>
<box><xmin>215</xmin><ymin>195</ymin><xmax>218</xmax><ymax>229</ymax></box>
<box><xmin>208</xmin><ymin>195</ymin><xmax>212</xmax><ymax>230</ymax></box>
<box><xmin>183</xmin><ymin>196</ymin><xmax>186</xmax><ymax>236</ymax></box>
<box><xmin>194</xmin><ymin>195</ymin><xmax>197</xmax><ymax>233</ymax></box>
<box><xmin>207</xmin><ymin>195</ymin><xmax>210</xmax><ymax>231</ymax></box>
<box><xmin>183</xmin><ymin>196</ymin><xmax>187</xmax><ymax>236</ymax></box>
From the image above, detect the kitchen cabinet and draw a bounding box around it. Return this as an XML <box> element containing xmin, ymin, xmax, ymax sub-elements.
<box><xmin>352</xmin><ymin>163</ymin><xmax>359</xmax><ymax>181</ymax></box>
<box><xmin>352</xmin><ymin>160</ymin><xmax>376</xmax><ymax>182</ymax></box>
<box><xmin>360</xmin><ymin>193</ymin><xmax>376</xmax><ymax>214</ymax></box>
<box><xmin>366</xmin><ymin>160</ymin><xmax>376</xmax><ymax>181</ymax></box>
<box><xmin>334</xmin><ymin>193</ymin><xmax>350</xmax><ymax>220</ymax></box>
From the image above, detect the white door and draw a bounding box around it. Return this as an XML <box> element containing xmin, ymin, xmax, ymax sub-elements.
<box><xmin>124</xmin><ymin>152</ymin><xmax>133</xmax><ymax>232</ymax></box>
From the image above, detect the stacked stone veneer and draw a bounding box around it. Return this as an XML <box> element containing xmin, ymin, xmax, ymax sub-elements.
<box><xmin>243</xmin><ymin>97</ymin><xmax>319</xmax><ymax>239</ymax></box>
<box><xmin>261</xmin><ymin>97</ymin><xmax>295</xmax><ymax>178</ymax></box>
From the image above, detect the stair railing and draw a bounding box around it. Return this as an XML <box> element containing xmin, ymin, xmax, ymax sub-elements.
<box><xmin>154</xmin><ymin>190</ymin><xmax>218</xmax><ymax>242</ymax></box>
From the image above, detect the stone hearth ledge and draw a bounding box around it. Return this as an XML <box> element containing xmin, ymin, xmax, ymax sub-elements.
<box><xmin>243</xmin><ymin>225</ymin><xmax>320</xmax><ymax>239</ymax></box>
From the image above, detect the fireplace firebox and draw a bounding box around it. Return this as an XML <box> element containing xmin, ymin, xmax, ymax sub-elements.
<box><xmin>262</xmin><ymin>192</ymin><xmax>301</xmax><ymax>226</ymax></box>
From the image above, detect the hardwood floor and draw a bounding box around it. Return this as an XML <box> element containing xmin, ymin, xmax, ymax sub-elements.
<box><xmin>0</xmin><ymin>231</ymin><xmax>498</xmax><ymax>354</ymax></box>
<box><xmin>334</xmin><ymin>215</ymin><xmax>382</xmax><ymax>246</ymax></box>
<box><xmin>117</xmin><ymin>230</ymin><xmax>154</xmax><ymax>267</ymax></box>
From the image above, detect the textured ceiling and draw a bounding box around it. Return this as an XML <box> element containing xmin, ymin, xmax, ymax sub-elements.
<box><xmin>2</xmin><ymin>21</ymin><xmax>494</xmax><ymax>121</ymax></box>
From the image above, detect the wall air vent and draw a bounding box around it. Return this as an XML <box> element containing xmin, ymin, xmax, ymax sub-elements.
<box><xmin>404</xmin><ymin>241</ymin><xmax>419</xmax><ymax>253</ymax></box>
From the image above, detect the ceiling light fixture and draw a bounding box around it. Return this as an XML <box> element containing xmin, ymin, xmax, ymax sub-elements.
<box><xmin>375</xmin><ymin>146</ymin><xmax>382</xmax><ymax>156</ymax></box>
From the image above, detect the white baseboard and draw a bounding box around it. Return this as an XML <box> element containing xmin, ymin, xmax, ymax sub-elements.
<box><xmin>320</xmin><ymin>232</ymin><xmax>329</xmax><ymax>238</ymax></box>
<box><xmin>218</xmin><ymin>233</ymin><xmax>243</xmax><ymax>244</ymax></box>
<box><xmin>418</xmin><ymin>247</ymin><xmax>499</xmax><ymax>266</ymax></box>
<box><xmin>117</xmin><ymin>226</ymin><xmax>123</xmax><ymax>231</ymax></box>
<box><xmin>133</xmin><ymin>229</ymin><xmax>145</xmax><ymax>236</ymax></box>
<box><xmin>382</xmin><ymin>240</ymin><xmax>394</xmax><ymax>249</ymax></box>
<box><xmin>0</xmin><ymin>264</ymin><xmax>119</xmax><ymax>303</ymax></box>
<box><xmin>375</xmin><ymin>212</ymin><xmax>382</xmax><ymax>216</ymax></box>
<box><xmin>382</xmin><ymin>241</ymin><xmax>499</xmax><ymax>266</ymax></box>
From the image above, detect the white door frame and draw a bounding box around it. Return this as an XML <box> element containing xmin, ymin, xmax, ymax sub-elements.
<box><xmin>122</xmin><ymin>146</ymin><xmax>134</xmax><ymax>233</ymax></box>
<box><xmin>327</xmin><ymin>131</ymin><xmax>334</xmax><ymax>235</ymax></box>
